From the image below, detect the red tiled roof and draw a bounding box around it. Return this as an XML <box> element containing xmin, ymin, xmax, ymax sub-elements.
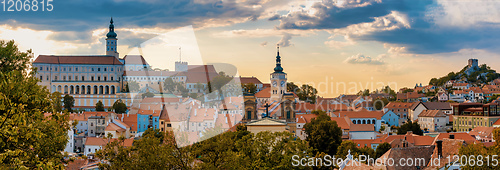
<box><xmin>255</xmin><ymin>87</ymin><xmax>271</xmax><ymax>98</ymax></box>
<box><xmin>85</xmin><ymin>137</ymin><xmax>133</xmax><ymax>147</ymax></box>
<box><xmin>384</xmin><ymin>102</ymin><xmax>414</xmax><ymax>109</ymax></box>
<box><xmin>350</xmin><ymin>124</ymin><xmax>375</xmax><ymax>132</ymax></box>
<box><xmin>120</xmin><ymin>114</ymin><xmax>138</xmax><ymax>131</ymax></box>
<box><xmin>34</xmin><ymin>55</ymin><xmax>123</xmax><ymax>65</ymax></box>
<box><xmin>240</xmin><ymin>76</ymin><xmax>263</xmax><ymax>84</ymax></box>
<box><xmin>105</xmin><ymin>122</ymin><xmax>126</xmax><ymax>132</ymax></box>
<box><xmin>337</xmin><ymin>110</ymin><xmax>383</xmax><ymax>119</ymax></box>
<box><xmin>123</xmin><ymin>55</ymin><xmax>148</xmax><ymax>65</ymax></box>
<box><xmin>419</xmin><ymin>110</ymin><xmax>446</xmax><ymax>117</ymax></box>
<box><xmin>433</xmin><ymin>133</ymin><xmax>476</xmax><ymax>144</ymax></box>
<box><xmin>331</xmin><ymin>117</ymin><xmax>352</xmax><ymax>130</ymax></box>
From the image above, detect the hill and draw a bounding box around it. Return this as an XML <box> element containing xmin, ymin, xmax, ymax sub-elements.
<box><xmin>429</xmin><ymin>64</ymin><xmax>499</xmax><ymax>86</ymax></box>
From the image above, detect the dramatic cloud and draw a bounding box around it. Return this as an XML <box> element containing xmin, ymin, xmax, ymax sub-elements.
<box><xmin>275</xmin><ymin>0</ymin><xmax>500</xmax><ymax>54</ymax></box>
<box><xmin>344</xmin><ymin>54</ymin><xmax>384</xmax><ymax>65</ymax></box>
<box><xmin>2</xmin><ymin>0</ymin><xmax>288</xmax><ymax>32</ymax></box>
<box><xmin>277</xmin><ymin>33</ymin><xmax>293</xmax><ymax>47</ymax></box>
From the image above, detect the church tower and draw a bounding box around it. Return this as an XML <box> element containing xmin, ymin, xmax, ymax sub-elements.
<box><xmin>270</xmin><ymin>45</ymin><xmax>287</xmax><ymax>101</ymax></box>
<box><xmin>106</xmin><ymin>17</ymin><xmax>119</xmax><ymax>58</ymax></box>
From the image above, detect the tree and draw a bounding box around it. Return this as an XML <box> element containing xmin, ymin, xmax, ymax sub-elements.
<box><xmin>141</xmin><ymin>92</ymin><xmax>155</xmax><ymax>99</ymax></box>
<box><xmin>163</xmin><ymin>78</ymin><xmax>176</xmax><ymax>93</ymax></box>
<box><xmin>375</xmin><ymin>142</ymin><xmax>391</xmax><ymax>158</ymax></box>
<box><xmin>112</xmin><ymin>99</ymin><xmax>127</xmax><ymax>114</ymax></box>
<box><xmin>50</xmin><ymin>91</ymin><xmax>63</xmax><ymax>113</ymax></box>
<box><xmin>127</xmin><ymin>81</ymin><xmax>140</xmax><ymax>92</ymax></box>
<box><xmin>242</xmin><ymin>83</ymin><xmax>257</xmax><ymax>94</ymax></box>
<box><xmin>287</xmin><ymin>82</ymin><xmax>299</xmax><ymax>93</ymax></box>
<box><xmin>95</xmin><ymin>100</ymin><xmax>105</xmax><ymax>111</ymax></box>
<box><xmin>373</xmin><ymin>98</ymin><xmax>389</xmax><ymax>110</ymax></box>
<box><xmin>297</xmin><ymin>84</ymin><xmax>318</xmax><ymax>103</ymax></box>
<box><xmin>397</xmin><ymin>121</ymin><xmax>423</xmax><ymax>135</ymax></box>
<box><xmin>336</xmin><ymin>141</ymin><xmax>360</xmax><ymax>159</ymax></box>
<box><xmin>0</xmin><ymin>40</ymin><xmax>70</xmax><ymax>168</ymax></box>
<box><xmin>304</xmin><ymin>112</ymin><xmax>343</xmax><ymax>156</ymax></box>
<box><xmin>63</xmin><ymin>94</ymin><xmax>75</xmax><ymax>112</ymax></box>
<box><xmin>96</xmin><ymin>129</ymin><xmax>194</xmax><ymax>169</ymax></box>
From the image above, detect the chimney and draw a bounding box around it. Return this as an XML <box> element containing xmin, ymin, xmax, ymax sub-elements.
<box><xmin>449</xmin><ymin>134</ymin><xmax>454</xmax><ymax>139</ymax></box>
<box><xmin>436</xmin><ymin>140</ymin><xmax>443</xmax><ymax>158</ymax></box>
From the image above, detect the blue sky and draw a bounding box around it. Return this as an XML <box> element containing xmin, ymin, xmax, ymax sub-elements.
<box><xmin>3</xmin><ymin>0</ymin><xmax>500</xmax><ymax>97</ymax></box>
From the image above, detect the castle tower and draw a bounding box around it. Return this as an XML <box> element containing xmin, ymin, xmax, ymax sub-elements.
<box><xmin>270</xmin><ymin>45</ymin><xmax>287</xmax><ymax>101</ymax></box>
<box><xmin>106</xmin><ymin>17</ymin><xmax>119</xmax><ymax>58</ymax></box>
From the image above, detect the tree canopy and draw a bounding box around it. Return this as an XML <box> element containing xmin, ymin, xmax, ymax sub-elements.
<box><xmin>95</xmin><ymin>100</ymin><xmax>105</xmax><ymax>111</ymax></box>
<box><xmin>304</xmin><ymin>112</ymin><xmax>343</xmax><ymax>156</ymax></box>
<box><xmin>397</xmin><ymin>121</ymin><xmax>423</xmax><ymax>135</ymax></box>
<box><xmin>112</xmin><ymin>99</ymin><xmax>127</xmax><ymax>114</ymax></box>
<box><xmin>63</xmin><ymin>94</ymin><xmax>75</xmax><ymax>112</ymax></box>
<box><xmin>0</xmin><ymin>40</ymin><xmax>70</xmax><ymax>169</ymax></box>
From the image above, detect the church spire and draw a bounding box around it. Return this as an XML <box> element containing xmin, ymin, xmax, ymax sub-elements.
<box><xmin>273</xmin><ymin>44</ymin><xmax>284</xmax><ymax>73</ymax></box>
<box><xmin>106</xmin><ymin>17</ymin><xmax>119</xmax><ymax>58</ymax></box>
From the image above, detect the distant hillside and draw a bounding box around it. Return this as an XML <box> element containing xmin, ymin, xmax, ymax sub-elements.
<box><xmin>429</xmin><ymin>64</ymin><xmax>500</xmax><ymax>86</ymax></box>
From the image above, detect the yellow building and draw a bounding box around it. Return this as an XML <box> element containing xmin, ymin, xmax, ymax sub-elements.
<box><xmin>246</xmin><ymin>118</ymin><xmax>288</xmax><ymax>134</ymax></box>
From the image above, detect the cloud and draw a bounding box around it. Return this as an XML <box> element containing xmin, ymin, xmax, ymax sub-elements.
<box><xmin>1</xmin><ymin>0</ymin><xmax>288</xmax><ymax>32</ymax></box>
<box><xmin>344</xmin><ymin>54</ymin><xmax>384</xmax><ymax>65</ymax></box>
<box><xmin>277</xmin><ymin>33</ymin><xmax>293</xmax><ymax>47</ymax></box>
<box><xmin>276</xmin><ymin>0</ymin><xmax>425</xmax><ymax>30</ymax></box>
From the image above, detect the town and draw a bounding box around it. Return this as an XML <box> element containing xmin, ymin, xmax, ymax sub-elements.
<box><xmin>4</xmin><ymin>19</ymin><xmax>500</xmax><ymax>169</ymax></box>
<box><xmin>33</xmin><ymin>19</ymin><xmax>500</xmax><ymax>169</ymax></box>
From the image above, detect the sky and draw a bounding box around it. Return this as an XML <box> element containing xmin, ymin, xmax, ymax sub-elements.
<box><xmin>3</xmin><ymin>0</ymin><xmax>500</xmax><ymax>97</ymax></box>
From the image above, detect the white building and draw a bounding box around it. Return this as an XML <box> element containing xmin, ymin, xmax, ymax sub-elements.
<box><xmin>417</xmin><ymin>110</ymin><xmax>447</xmax><ymax>132</ymax></box>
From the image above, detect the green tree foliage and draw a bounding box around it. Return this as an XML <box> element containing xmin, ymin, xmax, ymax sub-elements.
<box><xmin>304</xmin><ymin>112</ymin><xmax>343</xmax><ymax>156</ymax></box>
<box><xmin>63</xmin><ymin>94</ymin><xmax>75</xmax><ymax>112</ymax></box>
<box><xmin>336</xmin><ymin>141</ymin><xmax>374</xmax><ymax>161</ymax></box>
<box><xmin>397</xmin><ymin>121</ymin><xmax>423</xmax><ymax>135</ymax></box>
<box><xmin>95</xmin><ymin>100</ymin><xmax>105</xmax><ymax>111</ymax></box>
<box><xmin>242</xmin><ymin>83</ymin><xmax>257</xmax><ymax>94</ymax></box>
<box><xmin>51</xmin><ymin>91</ymin><xmax>63</xmax><ymax>113</ymax></box>
<box><xmin>0</xmin><ymin>40</ymin><xmax>70</xmax><ymax>169</ymax></box>
<box><xmin>287</xmin><ymin>82</ymin><xmax>299</xmax><ymax>93</ymax></box>
<box><xmin>373</xmin><ymin>98</ymin><xmax>389</xmax><ymax>111</ymax></box>
<box><xmin>127</xmin><ymin>81</ymin><xmax>140</xmax><ymax>92</ymax></box>
<box><xmin>382</xmin><ymin>86</ymin><xmax>397</xmax><ymax>99</ymax></box>
<box><xmin>112</xmin><ymin>99</ymin><xmax>127</xmax><ymax>114</ymax></box>
<box><xmin>0</xmin><ymin>40</ymin><xmax>32</xmax><ymax>74</ymax></box>
<box><xmin>96</xmin><ymin>129</ymin><xmax>193</xmax><ymax>169</ymax></box>
<box><xmin>375</xmin><ymin>142</ymin><xmax>391</xmax><ymax>158</ymax></box>
<box><xmin>297</xmin><ymin>84</ymin><xmax>318</xmax><ymax>104</ymax></box>
<box><xmin>163</xmin><ymin>78</ymin><xmax>176</xmax><ymax>93</ymax></box>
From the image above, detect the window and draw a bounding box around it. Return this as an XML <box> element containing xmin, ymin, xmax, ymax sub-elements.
<box><xmin>90</xmin><ymin>123</ymin><xmax>93</xmax><ymax>126</ymax></box>
<box><xmin>55</xmin><ymin>67</ymin><xmax>57</xmax><ymax>71</ymax></box>
<box><xmin>82</xmin><ymin>76</ymin><xmax>85</xmax><ymax>81</ymax></box>
<box><xmin>98</xmin><ymin>77</ymin><xmax>100</xmax><ymax>81</ymax></box>
<box><xmin>104</xmin><ymin>68</ymin><xmax>107</xmax><ymax>71</ymax></box>
<box><xmin>167</xmin><ymin>124</ymin><xmax>171</xmax><ymax>127</ymax></box>
<box><xmin>92</xmin><ymin>68</ymin><xmax>94</xmax><ymax>71</ymax></box>
<box><xmin>111</xmin><ymin>77</ymin><xmax>113</xmax><ymax>81</ymax></box>
<box><xmin>40</xmin><ymin>76</ymin><xmax>43</xmax><ymax>80</ymax></box>
<box><xmin>98</xmin><ymin>68</ymin><xmax>100</xmax><ymax>71</ymax></box>
<box><xmin>40</xmin><ymin>67</ymin><xmax>43</xmax><ymax>71</ymax></box>
<box><xmin>55</xmin><ymin>76</ymin><xmax>57</xmax><ymax>80</ymax></box>
<box><xmin>63</xmin><ymin>76</ymin><xmax>66</xmax><ymax>80</ymax></box>
<box><xmin>76</xmin><ymin>68</ymin><xmax>78</xmax><ymax>71</ymax></box>
<box><xmin>111</xmin><ymin>68</ymin><xmax>114</xmax><ymax>71</ymax></box>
